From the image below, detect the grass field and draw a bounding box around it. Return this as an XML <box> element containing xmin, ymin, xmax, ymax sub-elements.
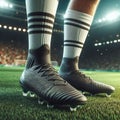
<box><xmin>0</xmin><ymin>66</ymin><xmax>120</xmax><ymax>120</ymax></box>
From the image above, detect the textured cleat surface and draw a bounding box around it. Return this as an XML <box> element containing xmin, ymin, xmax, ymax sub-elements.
<box><xmin>20</xmin><ymin>64</ymin><xmax>87</xmax><ymax>106</ymax></box>
<box><xmin>59</xmin><ymin>57</ymin><xmax>115</xmax><ymax>95</ymax></box>
<box><xmin>20</xmin><ymin>45</ymin><xmax>87</xmax><ymax>107</ymax></box>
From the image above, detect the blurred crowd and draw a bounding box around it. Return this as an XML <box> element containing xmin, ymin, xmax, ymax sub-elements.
<box><xmin>0</xmin><ymin>43</ymin><xmax>27</xmax><ymax>65</ymax></box>
<box><xmin>79</xmin><ymin>49</ymin><xmax>120</xmax><ymax>71</ymax></box>
<box><xmin>0</xmin><ymin>42</ymin><xmax>120</xmax><ymax>71</ymax></box>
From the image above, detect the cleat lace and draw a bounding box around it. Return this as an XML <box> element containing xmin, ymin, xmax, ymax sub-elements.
<box><xmin>70</xmin><ymin>70</ymin><xmax>92</xmax><ymax>83</ymax></box>
<box><xmin>36</xmin><ymin>64</ymin><xmax>67</xmax><ymax>86</ymax></box>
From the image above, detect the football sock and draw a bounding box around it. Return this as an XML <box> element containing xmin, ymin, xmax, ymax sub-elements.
<box><xmin>25</xmin><ymin>0</ymin><xmax>59</xmax><ymax>50</ymax></box>
<box><xmin>63</xmin><ymin>9</ymin><xmax>93</xmax><ymax>58</ymax></box>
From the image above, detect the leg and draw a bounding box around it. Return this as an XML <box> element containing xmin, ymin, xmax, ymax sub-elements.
<box><xmin>20</xmin><ymin>0</ymin><xmax>87</xmax><ymax>109</ymax></box>
<box><xmin>59</xmin><ymin>0</ymin><xmax>115</xmax><ymax>96</ymax></box>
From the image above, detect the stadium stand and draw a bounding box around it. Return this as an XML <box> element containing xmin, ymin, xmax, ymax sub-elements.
<box><xmin>0</xmin><ymin>42</ymin><xmax>27</xmax><ymax>65</ymax></box>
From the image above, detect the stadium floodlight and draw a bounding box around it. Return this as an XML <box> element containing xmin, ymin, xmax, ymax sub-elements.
<box><xmin>106</xmin><ymin>41</ymin><xmax>110</xmax><ymax>44</ymax></box>
<box><xmin>18</xmin><ymin>28</ymin><xmax>22</xmax><ymax>31</ymax></box>
<box><xmin>105</xmin><ymin>11</ymin><xmax>120</xmax><ymax>21</ymax></box>
<box><xmin>0</xmin><ymin>0</ymin><xmax>13</xmax><ymax>9</ymax></box>
<box><xmin>98</xmin><ymin>43</ymin><xmax>102</xmax><ymax>46</ymax></box>
<box><xmin>23</xmin><ymin>29</ymin><xmax>26</xmax><ymax>32</ymax></box>
<box><xmin>9</xmin><ymin>4</ymin><xmax>13</xmax><ymax>8</ymax></box>
<box><xmin>13</xmin><ymin>27</ymin><xmax>17</xmax><ymax>31</ymax></box>
<box><xmin>97</xmin><ymin>10</ymin><xmax>120</xmax><ymax>23</ymax></box>
<box><xmin>118</xmin><ymin>39</ymin><xmax>120</xmax><ymax>42</ymax></box>
<box><xmin>98</xmin><ymin>19</ymin><xmax>102</xmax><ymax>23</ymax></box>
<box><xmin>94</xmin><ymin>43</ymin><xmax>98</xmax><ymax>46</ymax></box>
<box><xmin>114</xmin><ymin>40</ymin><xmax>117</xmax><ymax>43</ymax></box>
<box><xmin>3</xmin><ymin>25</ymin><xmax>7</xmax><ymax>29</ymax></box>
<box><xmin>8</xmin><ymin>26</ymin><xmax>12</xmax><ymax>30</ymax></box>
<box><xmin>110</xmin><ymin>41</ymin><xmax>113</xmax><ymax>44</ymax></box>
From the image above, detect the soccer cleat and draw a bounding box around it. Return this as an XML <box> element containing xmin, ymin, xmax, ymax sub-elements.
<box><xmin>20</xmin><ymin>45</ymin><xmax>87</xmax><ymax>109</ymax></box>
<box><xmin>59</xmin><ymin>57</ymin><xmax>115</xmax><ymax>96</ymax></box>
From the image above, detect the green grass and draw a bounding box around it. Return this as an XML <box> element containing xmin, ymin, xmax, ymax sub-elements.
<box><xmin>0</xmin><ymin>67</ymin><xmax>120</xmax><ymax>120</ymax></box>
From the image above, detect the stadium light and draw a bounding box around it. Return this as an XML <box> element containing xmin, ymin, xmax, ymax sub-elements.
<box><xmin>105</xmin><ymin>11</ymin><xmax>120</xmax><ymax>21</ymax></box>
<box><xmin>94</xmin><ymin>39</ymin><xmax>120</xmax><ymax>47</ymax></box>
<box><xmin>98</xmin><ymin>43</ymin><xmax>102</xmax><ymax>46</ymax></box>
<box><xmin>23</xmin><ymin>29</ymin><xmax>26</xmax><ymax>32</ymax></box>
<box><xmin>8</xmin><ymin>26</ymin><xmax>12</xmax><ymax>30</ymax></box>
<box><xmin>9</xmin><ymin>4</ymin><xmax>13</xmax><ymax>8</ymax></box>
<box><xmin>13</xmin><ymin>27</ymin><xmax>17</xmax><ymax>31</ymax></box>
<box><xmin>106</xmin><ymin>41</ymin><xmax>110</xmax><ymax>44</ymax></box>
<box><xmin>0</xmin><ymin>23</ymin><xmax>27</xmax><ymax>33</ymax></box>
<box><xmin>18</xmin><ymin>28</ymin><xmax>22</xmax><ymax>31</ymax></box>
<box><xmin>114</xmin><ymin>40</ymin><xmax>117</xmax><ymax>43</ymax></box>
<box><xmin>0</xmin><ymin>0</ymin><xmax>13</xmax><ymax>9</ymax></box>
<box><xmin>110</xmin><ymin>41</ymin><xmax>113</xmax><ymax>44</ymax></box>
<box><xmin>97</xmin><ymin>10</ymin><xmax>120</xmax><ymax>23</ymax></box>
<box><xmin>118</xmin><ymin>39</ymin><xmax>120</xmax><ymax>42</ymax></box>
<box><xmin>3</xmin><ymin>25</ymin><xmax>7</xmax><ymax>29</ymax></box>
<box><xmin>94</xmin><ymin>43</ymin><xmax>98</xmax><ymax>46</ymax></box>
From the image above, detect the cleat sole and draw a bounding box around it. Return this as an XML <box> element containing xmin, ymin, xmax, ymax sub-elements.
<box><xmin>22</xmin><ymin>91</ymin><xmax>29</xmax><ymax>97</ymax></box>
<box><xmin>106</xmin><ymin>94</ymin><xmax>111</xmax><ymax>98</ymax></box>
<box><xmin>30</xmin><ymin>92</ymin><xmax>35</xmax><ymax>97</ymax></box>
<box><xmin>70</xmin><ymin>107</ymin><xmax>77</xmax><ymax>112</ymax></box>
<box><xmin>47</xmin><ymin>104</ymin><xmax>54</xmax><ymax>109</ymax></box>
<box><xmin>38</xmin><ymin>98</ymin><xmax>44</xmax><ymax>105</ymax></box>
<box><xmin>20</xmin><ymin>82</ymin><xmax>85</xmax><ymax>110</ymax></box>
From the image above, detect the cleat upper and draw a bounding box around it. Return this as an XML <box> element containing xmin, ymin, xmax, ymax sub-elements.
<box><xmin>59</xmin><ymin>57</ymin><xmax>115</xmax><ymax>95</ymax></box>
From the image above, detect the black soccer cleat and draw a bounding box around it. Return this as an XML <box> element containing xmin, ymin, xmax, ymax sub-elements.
<box><xmin>59</xmin><ymin>57</ymin><xmax>115</xmax><ymax>96</ymax></box>
<box><xmin>20</xmin><ymin>45</ymin><xmax>87</xmax><ymax>110</ymax></box>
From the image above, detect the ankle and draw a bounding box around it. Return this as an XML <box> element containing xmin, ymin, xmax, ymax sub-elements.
<box><xmin>26</xmin><ymin>44</ymin><xmax>51</xmax><ymax>69</ymax></box>
<box><xmin>60</xmin><ymin>57</ymin><xmax>79</xmax><ymax>73</ymax></box>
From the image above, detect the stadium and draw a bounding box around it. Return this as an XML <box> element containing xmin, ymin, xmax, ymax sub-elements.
<box><xmin>0</xmin><ymin>0</ymin><xmax>120</xmax><ymax>119</ymax></box>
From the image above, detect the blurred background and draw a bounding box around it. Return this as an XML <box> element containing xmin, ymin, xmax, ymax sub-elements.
<box><xmin>0</xmin><ymin>0</ymin><xmax>120</xmax><ymax>71</ymax></box>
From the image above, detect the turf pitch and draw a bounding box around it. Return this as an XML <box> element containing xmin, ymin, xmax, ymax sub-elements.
<box><xmin>0</xmin><ymin>66</ymin><xmax>120</xmax><ymax>120</ymax></box>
